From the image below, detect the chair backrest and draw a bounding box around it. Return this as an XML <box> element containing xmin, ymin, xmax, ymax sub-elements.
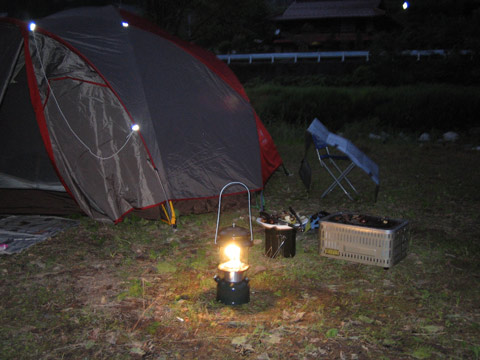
<box><xmin>306</xmin><ymin>118</ymin><xmax>380</xmax><ymax>185</ymax></box>
<box><xmin>307</xmin><ymin>120</ymin><xmax>330</xmax><ymax>150</ymax></box>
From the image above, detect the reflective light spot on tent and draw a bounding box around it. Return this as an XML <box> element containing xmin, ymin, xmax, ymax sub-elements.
<box><xmin>29</xmin><ymin>22</ymin><xmax>36</xmax><ymax>31</ymax></box>
<box><xmin>224</xmin><ymin>95</ymin><xmax>241</xmax><ymax>111</ymax></box>
<box><xmin>122</xmin><ymin>22</ymin><xmax>129</xmax><ymax>28</ymax></box>
<box><xmin>131</xmin><ymin>124</ymin><xmax>140</xmax><ymax>132</ymax></box>
<box><xmin>402</xmin><ymin>1</ymin><xmax>409</xmax><ymax>10</ymax></box>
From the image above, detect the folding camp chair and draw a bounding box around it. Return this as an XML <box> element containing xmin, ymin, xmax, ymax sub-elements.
<box><xmin>299</xmin><ymin>118</ymin><xmax>380</xmax><ymax>201</ymax></box>
<box><xmin>314</xmin><ymin>142</ymin><xmax>358</xmax><ymax>200</ymax></box>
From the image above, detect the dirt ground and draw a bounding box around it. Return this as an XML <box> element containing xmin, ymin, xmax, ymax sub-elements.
<box><xmin>1</xmin><ymin>138</ymin><xmax>480</xmax><ymax>359</ymax></box>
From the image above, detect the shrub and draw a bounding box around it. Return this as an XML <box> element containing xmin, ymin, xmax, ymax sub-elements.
<box><xmin>247</xmin><ymin>84</ymin><xmax>480</xmax><ymax>132</ymax></box>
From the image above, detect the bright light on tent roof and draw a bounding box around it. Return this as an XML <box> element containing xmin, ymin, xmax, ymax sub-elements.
<box><xmin>131</xmin><ymin>124</ymin><xmax>140</xmax><ymax>132</ymax></box>
<box><xmin>29</xmin><ymin>22</ymin><xmax>36</xmax><ymax>31</ymax></box>
<box><xmin>122</xmin><ymin>22</ymin><xmax>129</xmax><ymax>28</ymax></box>
<box><xmin>402</xmin><ymin>1</ymin><xmax>409</xmax><ymax>10</ymax></box>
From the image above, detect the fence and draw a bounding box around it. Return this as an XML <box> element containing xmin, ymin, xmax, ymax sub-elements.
<box><xmin>217</xmin><ymin>50</ymin><xmax>471</xmax><ymax>64</ymax></box>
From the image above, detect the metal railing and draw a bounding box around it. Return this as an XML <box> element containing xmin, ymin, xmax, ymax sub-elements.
<box><xmin>217</xmin><ymin>51</ymin><xmax>369</xmax><ymax>64</ymax></box>
<box><xmin>217</xmin><ymin>49</ymin><xmax>471</xmax><ymax>64</ymax></box>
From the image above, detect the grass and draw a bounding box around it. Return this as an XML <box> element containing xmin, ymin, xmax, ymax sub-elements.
<box><xmin>1</xmin><ymin>123</ymin><xmax>480</xmax><ymax>359</ymax></box>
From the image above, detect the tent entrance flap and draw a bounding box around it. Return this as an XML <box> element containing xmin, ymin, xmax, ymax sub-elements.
<box><xmin>0</xmin><ymin>23</ymin><xmax>24</xmax><ymax>104</ymax></box>
<box><xmin>29</xmin><ymin>32</ymin><xmax>170</xmax><ymax>222</ymax></box>
<box><xmin>0</xmin><ymin>55</ymin><xmax>63</xmax><ymax>191</ymax></box>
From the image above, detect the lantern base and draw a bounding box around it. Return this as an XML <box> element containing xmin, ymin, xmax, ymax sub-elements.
<box><xmin>214</xmin><ymin>276</ymin><xmax>249</xmax><ymax>305</ymax></box>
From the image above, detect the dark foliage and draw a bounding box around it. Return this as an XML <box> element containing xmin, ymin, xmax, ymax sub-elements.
<box><xmin>247</xmin><ymin>84</ymin><xmax>480</xmax><ymax>133</ymax></box>
<box><xmin>379</xmin><ymin>0</ymin><xmax>480</xmax><ymax>51</ymax></box>
<box><xmin>4</xmin><ymin>0</ymin><xmax>480</xmax><ymax>55</ymax></box>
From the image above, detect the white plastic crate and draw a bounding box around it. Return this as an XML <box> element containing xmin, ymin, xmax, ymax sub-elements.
<box><xmin>319</xmin><ymin>213</ymin><xmax>409</xmax><ymax>268</ymax></box>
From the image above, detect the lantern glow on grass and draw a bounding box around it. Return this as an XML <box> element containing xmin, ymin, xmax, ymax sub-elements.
<box><xmin>213</xmin><ymin>182</ymin><xmax>253</xmax><ymax>305</ymax></box>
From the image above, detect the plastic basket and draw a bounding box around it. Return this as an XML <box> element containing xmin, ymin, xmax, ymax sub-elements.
<box><xmin>319</xmin><ymin>213</ymin><xmax>409</xmax><ymax>268</ymax></box>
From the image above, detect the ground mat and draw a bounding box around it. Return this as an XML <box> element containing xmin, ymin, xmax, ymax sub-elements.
<box><xmin>0</xmin><ymin>215</ymin><xmax>78</xmax><ymax>255</ymax></box>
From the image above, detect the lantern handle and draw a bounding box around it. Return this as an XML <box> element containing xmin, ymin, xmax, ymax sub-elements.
<box><xmin>214</xmin><ymin>182</ymin><xmax>253</xmax><ymax>244</ymax></box>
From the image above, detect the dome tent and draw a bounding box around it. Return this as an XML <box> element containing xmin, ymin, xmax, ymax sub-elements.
<box><xmin>0</xmin><ymin>6</ymin><xmax>282</xmax><ymax>224</ymax></box>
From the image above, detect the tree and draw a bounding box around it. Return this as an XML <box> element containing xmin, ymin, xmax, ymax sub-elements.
<box><xmin>380</xmin><ymin>0</ymin><xmax>480</xmax><ymax>50</ymax></box>
<box><xmin>143</xmin><ymin>0</ymin><xmax>193</xmax><ymax>37</ymax></box>
<box><xmin>187</xmin><ymin>0</ymin><xmax>272</xmax><ymax>53</ymax></box>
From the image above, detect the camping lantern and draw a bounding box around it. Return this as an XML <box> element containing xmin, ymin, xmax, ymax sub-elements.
<box><xmin>213</xmin><ymin>182</ymin><xmax>253</xmax><ymax>305</ymax></box>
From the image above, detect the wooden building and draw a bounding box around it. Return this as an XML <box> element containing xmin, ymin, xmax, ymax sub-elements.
<box><xmin>271</xmin><ymin>0</ymin><xmax>388</xmax><ymax>51</ymax></box>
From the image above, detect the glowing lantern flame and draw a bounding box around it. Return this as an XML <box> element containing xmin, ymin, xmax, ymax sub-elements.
<box><xmin>219</xmin><ymin>244</ymin><xmax>248</xmax><ymax>272</ymax></box>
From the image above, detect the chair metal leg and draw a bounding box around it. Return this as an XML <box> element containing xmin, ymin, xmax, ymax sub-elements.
<box><xmin>316</xmin><ymin>149</ymin><xmax>356</xmax><ymax>200</ymax></box>
<box><xmin>328</xmin><ymin>158</ymin><xmax>358</xmax><ymax>194</ymax></box>
<box><xmin>321</xmin><ymin>162</ymin><xmax>355</xmax><ymax>200</ymax></box>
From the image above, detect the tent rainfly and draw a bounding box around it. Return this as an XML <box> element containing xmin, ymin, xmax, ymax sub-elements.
<box><xmin>0</xmin><ymin>6</ymin><xmax>282</xmax><ymax>225</ymax></box>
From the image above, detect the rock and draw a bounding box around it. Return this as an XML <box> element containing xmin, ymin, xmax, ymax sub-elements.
<box><xmin>418</xmin><ymin>133</ymin><xmax>430</xmax><ymax>142</ymax></box>
<box><xmin>369</xmin><ymin>132</ymin><xmax>389</xmax><ymax>141</ymax></box>
<box><xmin>443</xmin><ymin>131</ymin><xmax>459</xmax><ymax>142</ymax></box>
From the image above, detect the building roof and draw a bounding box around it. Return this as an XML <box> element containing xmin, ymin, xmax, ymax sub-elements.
<box><xmin>273</xmin><ymin>0</ymin><xmax>385</xmax><ymax>21</ymax></box>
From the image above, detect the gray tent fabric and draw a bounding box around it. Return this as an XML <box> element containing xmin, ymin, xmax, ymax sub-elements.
<box><xmin>307</xmin><ymin>118</ymin><xmax>380</xmax><ymax>185</ymax></box>
<box><xmin>0</xmin><ymin>22</ymin><xmax>23</xmax><ymax>104</ymax></box>
<box><xmin>0</xmin><ymin>57</ymin><xmax>63</xmax><ymax>191</ymax></box>
<box><xmin>36</xmin><ymin>7</ymin><xmax>263</xmax><ymax>199</ymax></box>
<box><xmin>0</xmin><ymin>6</ymin><xmax>282</xmax><ymax>224</ymax></box>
